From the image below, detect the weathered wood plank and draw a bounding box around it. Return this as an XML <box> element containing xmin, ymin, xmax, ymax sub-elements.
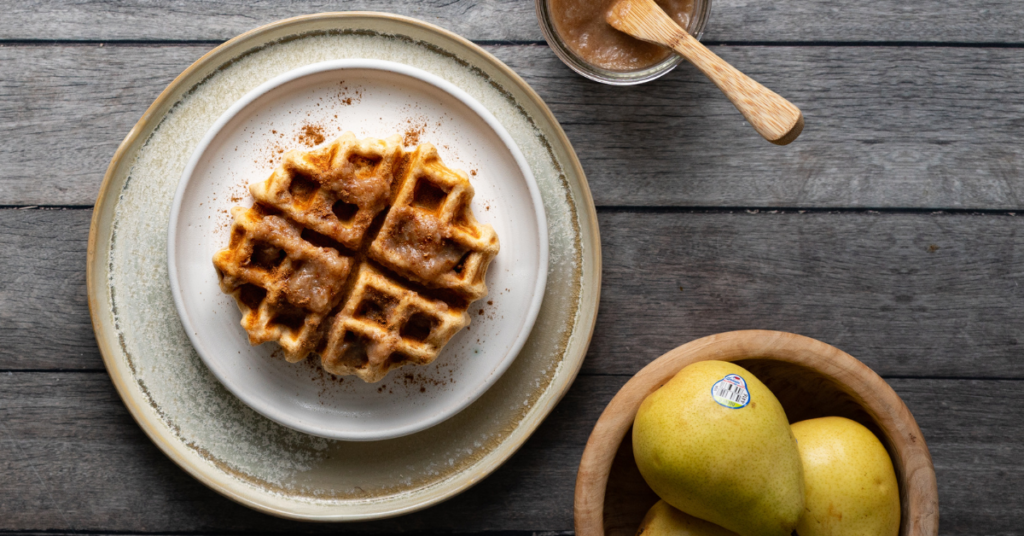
<box><xmin>0</xmin><ymin>0</ymin><xmax>542</xmax><ymax>43</ymax></box>
<box><xmin>5</xmin><ymin>208</ymin><xmax>1024</xmax><ymax>379</ymax></box>
<box><xmin>501</xmin><ymin>45</ymin><xmax>1024</xmax><ymax>210</ymax></box>
<box><xmin>0</xmin><ymin>372</ymin><xmax>595</xmax><ymax>532</ymax></box>
<box><xmin>4</xmin><ymin>45</ymin><xmax>1024</xmax><ymax>209</ymax></box>
<box><xmin>0</xmin><ymin>209</ymin><xmax>95</xmax><ymax>369</ymax></box>
<box><xmin>2</xmin><ymin>0</ymin><xmax>1024</xmax><ymax>43</ymax></box>
<box><xmin>0</xmin><ymin>45</ymin><xmax>204</xmax><ymax>206</ymax></box>
<box><xmin>0</xmin><ymin>373</ymin><xmax>1019</xmax><ymax>533</ymax></box>
<box><xmin>588</xmin><ymin>209</ymin><xmax>1024</xmax><ymax>378</ymax></box>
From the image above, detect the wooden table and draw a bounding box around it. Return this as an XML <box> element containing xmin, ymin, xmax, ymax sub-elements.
<box><xmin>2</xmin><ymin>1</ymin><xmax>1022</xmax><ymax>534</ymax></box>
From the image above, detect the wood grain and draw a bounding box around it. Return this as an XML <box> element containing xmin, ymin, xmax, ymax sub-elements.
<box><xmin>499</xmin><ymin>45</ymin><xmax>1024</xmax><ymax>210</ymax></box>
<box><xmin>0</xmin><ymin>209</ymin><xmax>95</xmax><ymax>369</ymax></box>
<box><xmin>0</xmin><ymin>372</ymin><xmax>1018</xmax><ymax>533</ymax></box>
<box><xmin>6</xmin><ymin>208</ymin><xmax>1024</xmax><ymax>379</ymax></box>
<box><xmin>0</xmin><ymin>0</ymin><xmax>542</xmax><ymax>42</ymax></box>
<box><xmin>2</xmin><ymin>0</ymin><xmax>1024</xmax><ymax>42</ymax></box>
<box><xmin>5</xmin><ymin>45</ymin><xmax>1024</xmax><ymax>208</ymax></box>
<box><xmin>0</xmin><ymin>45</ymin><xmax>204</xmax><ymax>206</ymax></box>
<box><xmin>589</xmin><ymin>210</ymin><xmax>1024</xmax><ymax>379</ymax></box>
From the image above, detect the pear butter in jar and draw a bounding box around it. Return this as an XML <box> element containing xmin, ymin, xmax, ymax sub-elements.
<box><xmin>548</xmin><ymin>0</ymin><xmax>694</xmax><ymax>71</ymax></box>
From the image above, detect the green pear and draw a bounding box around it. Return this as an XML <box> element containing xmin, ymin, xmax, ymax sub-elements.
<box><xmin>636</xmin><ymin>500</ymin><xmax>739</xmax><ymax>536</ymax></box>
<box><xmin>791</xmin><ymin>416</ymin><xmax>900</xmax><ymax>536</ymax></box>
<box><xmin>632</xmin><ymin>360</ymin><xmax>804</xmax><ymax>536</ymax></box>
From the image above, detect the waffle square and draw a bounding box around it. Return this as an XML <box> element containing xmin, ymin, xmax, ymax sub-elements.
<box><xmin>368</xmin><ymin>143</ymin><xmax>499</xmax><ymax>301</ymax></box>
<box><xmin>319</xmin><ymin>263</ymin><xmax>470</xmax><ymax>383</ymax></box>
<box><xmin>213</xmin><ymin>205</ymin><xmax>354</xmax><ymax>362</ymax></box>
<box><xmin>249</xmin><ymin>132</ymin><xmax>403</xmax><ymax>251</ymax></box>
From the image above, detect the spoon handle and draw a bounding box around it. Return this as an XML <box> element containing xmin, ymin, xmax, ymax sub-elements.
<box><xmin>670</xmin><ymin>30</ymin><xmax>803</xmax><ymax>145</ymax></box>
<box><xmin>608</xmin><ymin>0</ymin><xmax>803</xmax><ymax>145</ymax></box>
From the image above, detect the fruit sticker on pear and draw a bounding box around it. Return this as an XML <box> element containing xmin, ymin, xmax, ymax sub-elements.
<box><xmin>712</xmin><ymin>374</ymin><xmax>751</xmax><ymax>408</ymax></box>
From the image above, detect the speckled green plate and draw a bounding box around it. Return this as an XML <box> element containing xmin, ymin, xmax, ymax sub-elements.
<box><xmin>86</xmin><ymin>12</ymin><xmax>600</xmax><ymax>521</ymax></box>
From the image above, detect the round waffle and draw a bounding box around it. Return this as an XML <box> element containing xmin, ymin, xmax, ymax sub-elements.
<box><xmin>213</xmin><ymin>133</ymin><xmax>500</xmax><ymax>382</ymax></box>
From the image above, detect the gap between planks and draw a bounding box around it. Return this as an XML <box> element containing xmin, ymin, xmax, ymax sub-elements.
<box><xmin>0</xmin><ymin>532</ymin><xmax>576</xmax><ymax>536</ymax></box>
<box><xmin>6</xmin><ymin>39</ymin><xmax>1024</xmax><ymax>47</ymax></box>
<box><xmin>4</xmin><ymin>206</ymin><xmax>1024</xmax><ymax>216</ymax></box>
<box><xmin>3</xmin><ymin>369</ymin><xmax>1023</xmax><ymax>383</ymax></box>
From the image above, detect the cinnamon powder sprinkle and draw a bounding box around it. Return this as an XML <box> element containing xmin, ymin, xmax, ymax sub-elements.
<box><xmin>403</xmin><ymin>124</ymin><xmax>425</xmax><ymax>146</ymax></box>
<box><xmin>297</xmin><ymin>124</ymin><xmax>326</xmax><ymax>147</ymax></box>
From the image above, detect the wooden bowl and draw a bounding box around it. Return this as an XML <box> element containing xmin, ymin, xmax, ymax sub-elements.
<box><xmin>574</xmin><ymin>330</ymin><xmax>938</xmax><ymax>536</ymax></box>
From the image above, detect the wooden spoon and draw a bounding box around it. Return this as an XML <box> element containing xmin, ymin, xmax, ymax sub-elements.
<box><xmin>607</xmin><ymin>0</ymin><xmax>804</xmax><ymax>145</ymax></box>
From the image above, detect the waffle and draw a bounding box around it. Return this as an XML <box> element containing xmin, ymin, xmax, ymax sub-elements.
<box><xmin>213</xmin><ymin>133</ymin><xmax>499</xmax><ymax>382</ymax></box>
<box><xmin>320</xmin><ymin>263</ymin><xmax>469</xmax><ymax>382</ymax></box>
<box><xmin>368</xmin><ymin>143</ymin><xmax>500</xmax><ymax>301</ymax></box>
<box><xmin>212</xmin><ymin>205</ymin><xmax>354</xmax><ymax>361</ymax></box>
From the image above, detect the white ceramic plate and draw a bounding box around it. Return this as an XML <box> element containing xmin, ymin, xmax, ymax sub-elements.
<box><xmin>168</xmin><ymin>59</ymin><xmax>548</xmax><ymax>441</ymax></box>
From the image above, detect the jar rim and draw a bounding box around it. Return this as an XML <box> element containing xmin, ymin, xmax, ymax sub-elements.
<box><xmin>535</xmin><ymin>0</ymin><xmax>713</xmax><ymax>86</ymax></box>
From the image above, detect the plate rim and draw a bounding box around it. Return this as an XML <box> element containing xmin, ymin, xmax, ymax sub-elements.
<box><xmin>166</xmin><ymin>57</ymin><xmax>550</xmax><ymax>441</ymax></box>
<box><xmin>87</xmin><ymin>11</ymin><xmax>602</xmax><ymax>520</ymax></box>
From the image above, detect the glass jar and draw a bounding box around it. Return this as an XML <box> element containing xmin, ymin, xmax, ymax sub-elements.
<box><xmin>536</xmin><ymin>0</ymin><xmax>712</xmax><ymax>86</ymax></box>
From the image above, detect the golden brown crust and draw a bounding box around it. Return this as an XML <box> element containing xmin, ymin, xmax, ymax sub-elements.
<box><xmin>320</xmin><ymin>263</ymin><xmax>469</xmax><ymax>382</ymax></box>
<box><xmin>212</xmin><ymin>205</ymin><xmax>353</xmax><ymax>362</ymax></box>
<box><xmin>249</xmin><ymin>132</ymin><xmax>404</xmax><ymax>251</ymax></box>
<box><xmin>369</xmin><ymin>143</ymin><xmax>499</xmax><ymax>301</ymax></box>
<box><xmin>212</xmin><ymin>133</ymin><xmax>499</xmax><ymax>382</ymax></box>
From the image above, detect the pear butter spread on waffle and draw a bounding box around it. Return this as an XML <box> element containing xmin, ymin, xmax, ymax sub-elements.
<box><xmin>212</xmin><ymin>132</ymin><xmax>499</xmax><ymax>383</ymax></box>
